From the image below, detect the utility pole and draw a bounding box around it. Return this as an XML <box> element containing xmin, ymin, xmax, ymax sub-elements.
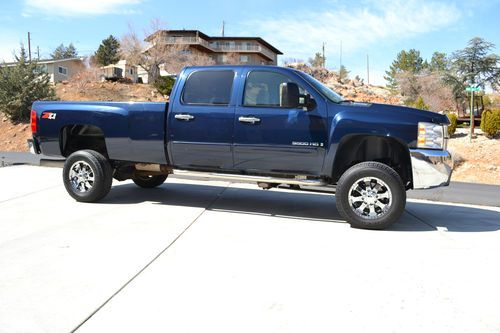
<box><xmin>37</xmin><ymin>46</ymin><xmax>40</xmax><ymax>60</ymax></box>
<box><xmin>28</xmin><ymin>32</ymin><xmax>32</xmax><ymax>62</ymax></box>
<box><xmin>470</xmin><ymin>90</ymin><xmax>474</xmax><ymax>142</ymax></box>
<box><xmin>339</xmin><ymin>40</ymin><xmax>342</xmax><ymax>69</ymax></box>
<box><xmin>322</xmin><ymin>42</ymin><xmax>326</xmax><ymax>68</ymax></box>
<box><xmin>366</xmin><ymin>54</ymin><xmax>370</xmax><ymax>85</ymax></box>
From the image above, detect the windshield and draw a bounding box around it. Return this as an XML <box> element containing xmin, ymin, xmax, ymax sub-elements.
<box><xmin>296</xmin><ymin>72</ymin><xmax>344</xmax><ymax>103</ymax></box>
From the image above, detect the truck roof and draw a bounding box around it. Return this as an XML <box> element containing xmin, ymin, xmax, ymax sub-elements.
<box><xmin>182</xmin><ymin>65</ymin><xmax>298</xmax><ymax>72</ymax></box>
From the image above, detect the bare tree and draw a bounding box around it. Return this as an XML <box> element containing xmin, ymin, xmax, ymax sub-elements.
<box><xmin>187</xmin><ymin>50</ymin><xmax>216</xmax><ymax>67</ymax></box>
<box><xmin>71</xmin><ymin>66</ymin><xmax>100</xmax><ymax>92</ymax></box>
<box><xmin>396</xmin><ymin>72</ymin><xmax>455</xmax><ymax>112</ymax></box>
<box><xmin>160</xmin><ymin>45</ymin><xmax>215</xmax><ymax>74</ymax></box>
<box><xmin>120</xmin><ymin>20</ymin><xmax>165</xmax><ymax>83</ymax></box>
<box><xmin>417</xmin><ymin>74</ymin><xmax>455</xmax><ymax>112</ymax></box>
<box><xmin>395</xmin><ymin>72</ymin><xmax>421</xmax><ymax>103</ymax></box>
<box><xmin>222</xmin><ymin>52</ymin><xmax>240</xmax><ymax>65</ymax></box>
<box><xmin>120</xmin><ymin>19</ymin><xmax>215</xmax><ymax>83</ymax></box>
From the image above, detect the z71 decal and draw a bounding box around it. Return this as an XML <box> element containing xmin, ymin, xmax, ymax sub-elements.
<box><xmin>41</xmin><ymin>112</ymin><xmax>57</xmax><ymax>120</ymax></box>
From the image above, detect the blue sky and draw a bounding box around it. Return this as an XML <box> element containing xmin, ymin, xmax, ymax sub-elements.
<box><xmin>1</xmin><ymin>0</ymin><xmax>499</xmax><ymax>85</ymax></box>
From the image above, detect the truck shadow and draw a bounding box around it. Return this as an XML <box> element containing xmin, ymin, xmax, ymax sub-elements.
<box><xmin>105</xmin><ymin>182</ymin><xmax>500</xmax><ymax>233</ymax></box>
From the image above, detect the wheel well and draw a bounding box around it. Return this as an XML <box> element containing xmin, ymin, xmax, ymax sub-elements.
<box><xmin>332</xmin><ymin>135</ymin><xmax>412</xmax><ymax>188</ymax></box>
<box><xmin>60</xmin><ymin>125</ymin><xmax>108</xmax><ymax>157</ymax></box>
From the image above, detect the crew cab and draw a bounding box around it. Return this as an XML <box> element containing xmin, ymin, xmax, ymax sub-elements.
<box><xmin>29</xmin><ymin>65</ymin><xmax>453</xmax><ymax>229</ymax></box>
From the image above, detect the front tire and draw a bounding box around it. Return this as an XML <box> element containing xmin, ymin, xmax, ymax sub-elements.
<box><xmin>132</xmin><ymin>175</ymin><xmax>168</xmax><ymax>188</ymax></box>
<box><xmin>63</xmin><ymin>150</ymin><xmax>113</xmax><ymax>203</ymax></box>
<box><xmin>335</xmin><ymin>162</ymin><xmax>406</xmax><ymax>230</ymax></box>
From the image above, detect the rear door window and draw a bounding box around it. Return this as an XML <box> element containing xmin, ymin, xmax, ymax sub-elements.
<box><xmin>182</xmin><ymin>70</ymin><xmax>234</xmax><ymax>105</ymax></box>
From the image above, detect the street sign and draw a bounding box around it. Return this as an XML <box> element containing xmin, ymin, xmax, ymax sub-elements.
<box><xmin>466</xmin><ymin>86</ymin><xmax>481</xmax><ymax>92</ymax></box>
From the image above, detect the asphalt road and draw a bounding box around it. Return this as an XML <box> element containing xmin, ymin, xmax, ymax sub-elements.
<box><xmin>2</xmin><ymin>151</ymin><xmax>499</xmax><ymax>207</ymax></box>
<box><xmin>1</xmin><ymin>165</ymin><xmax>499</xmax><ymax>333</ymax></box>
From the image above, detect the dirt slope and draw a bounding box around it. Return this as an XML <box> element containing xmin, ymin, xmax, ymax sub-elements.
<box><xmin>447</xmin><ymin>128</ymin><xmax>500</xmax><ymax>184</ymax></box>
<box><xmin>55</xmin><ymin>81</ymin><xmax>166</xmax><ymax>102</ymax></box>
<box><xmin>0</xmin><ymin>116</ymin><xmax>31</xmax><ymax>152</ymax></box>
<box><xmin>285</xmin><ymin>63</ymin><xmax>402</xmax><ymax>105</ymax></box>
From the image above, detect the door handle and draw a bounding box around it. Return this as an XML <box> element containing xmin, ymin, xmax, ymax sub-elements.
<box><xmin>238</xmin><ymin>116</ymin><xmax>261</xmax><ymax>124</ymax></box>
<box><xmin>174</xmin><ymin>114</ymin><xmax>195</xmax><ymax>121</ymax></box>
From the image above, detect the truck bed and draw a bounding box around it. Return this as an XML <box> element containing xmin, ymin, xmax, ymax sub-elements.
<box><xmin>32</xmin><ymin>101</ymin><xmax>169</xmax><ymax>164</ymax></box>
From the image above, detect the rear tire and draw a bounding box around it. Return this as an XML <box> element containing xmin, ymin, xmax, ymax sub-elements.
<box><xmin>63</xmin><ymin>150</ymin><xmax>113</xmax><ymax>203</ymax></box>
<box><xmin>335</xmin><ymin>162</ymin><xmax>406</xmax><ymax>230</ymax></box>
<box><xmin>132</xmin><ymin>175</ymin><xmax>168</xmax><ymax>188</ymax></box>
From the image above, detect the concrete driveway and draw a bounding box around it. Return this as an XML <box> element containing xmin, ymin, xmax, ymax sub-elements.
<box><xmin>1</xmin><ymin>165</ymin><xmax>499</xmax><ymax>333</ymax></box>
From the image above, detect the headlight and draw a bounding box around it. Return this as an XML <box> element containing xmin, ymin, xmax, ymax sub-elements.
<box><xmin>417</xmin><ymin>122</ymin><xmax>445</xmax><ymax>149</ymax></box>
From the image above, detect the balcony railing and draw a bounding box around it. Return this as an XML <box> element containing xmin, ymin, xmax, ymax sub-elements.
<box><xmin>215</xmin><ymin>44</ymin><xmax>276</xmax><ymax>60</ymax></box>
<box><xmin>164</xmin><ymin>37</ymin><xmax>212</xmax><ymax>49</ymax></box>
<box><xmin>161</xmin><ymin>37</ymin><xmax>276</xmax><ymax>61</ymax></box>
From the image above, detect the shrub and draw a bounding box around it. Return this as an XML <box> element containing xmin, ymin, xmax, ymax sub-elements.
<box><xmin>0</xmin><ymin>45</ymin><xmax>56</xmax><ymax>122</ymax></box>
<box><xmin>412</xmin><ymin>96</ymin><xmax>429</xmax><ymax>110</ymax></box>
<box><xmin>71</xmin><ymin>67</ymin><xmax>100</xmax><ymax>92</ymax></box>
<box><xmin>153</xmin><ymin>76</ymin><xmax>176</xmax><ymax>96</ymax></box>
<box><xmin>480</xmin><ymin>108</ymin><xmax>500</xmax><ymax>138</ymax></box>
<box><xmin>446</xmin><ymin>112</ymin><xmax>458</xmax><ymax>136</ymax></box>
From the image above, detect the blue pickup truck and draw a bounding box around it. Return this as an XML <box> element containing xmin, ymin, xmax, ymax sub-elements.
<box><xmin>29</xmin><ymin>65</ymin><xmax>453</xmax><ymax>229</ymax></box>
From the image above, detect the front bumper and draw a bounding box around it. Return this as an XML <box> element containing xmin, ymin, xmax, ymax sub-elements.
<box><xmin>410</xmin><ymin>149</ymin><xmax>453</xmax><ymax>189</ymax></box>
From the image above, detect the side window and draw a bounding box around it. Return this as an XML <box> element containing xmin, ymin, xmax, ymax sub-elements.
<box><xmin>243</xmin><ymin>71</ymin><xmax>311</xmax><ymax>108</ymax></box>
<box><xmin>182</xmin><ymin>70</ymin><xmax>234</xmax><ymax>105</ymax></box>
<box><xmin>58</xmin><ymin>66</ymin><xmax>67</xmax><ymax>75</ymax></box>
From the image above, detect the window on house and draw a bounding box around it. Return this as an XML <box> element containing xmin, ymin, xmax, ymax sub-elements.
<box><xmin>58</xmin><ymin>66</ymin><xmax>67</xmax><ymax>75</ymax></box>
<box><xmin>240</xmin><ymin>55</ymin><xmax>249</xmax><ymax>63</ymax></box>
<box><xmin>182</xmin><ymin>70</ymin><xmax>234</xmax><ymax>105</ymax></box>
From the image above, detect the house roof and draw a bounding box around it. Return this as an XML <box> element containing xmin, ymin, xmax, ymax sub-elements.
<box><xmin>145</xmin><ymin>29</ymin><xmax>211</xmax><ymax>42</ymax></box>
<box><xmin>2</xmin><ymin>57</ymin><xmax>84</xmax><ymax>66</ymax></box>
<box><xmin>145</xmin><ymin>29</ymin><xmax>283</xmax><ymax>55</ymax></box>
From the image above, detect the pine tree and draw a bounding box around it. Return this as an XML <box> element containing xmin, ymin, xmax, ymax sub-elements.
<box><xmin>339</xmin><ymin>65</ymin><xmax>350</xmax><ymax>81</ymax></box>
<box><xmin>51</xmin><ymin>43</ymin><xmax>78</xmax><ymax>59</ymax></box>
<box><xmin>0</xmin><ymin>45</ymin><xmax>57</xmax><ymax>122</ymax></box>
<box><xmin>65</xmin><ymin>43</ymin><xmax>77</xmax><ymax>58</ymax></box>
<box><xmin>384</xmin><ymin>49</ymin><xmax>424</xmax><ymax>89</ymax></box>
<box><xmin>429</xmin><ymin>52</ymin><xmax>448</xmax><ymax>73</ymax></box>
<box><xmin>444</xmin><ymin>37</ymin><xmax>499</xmax><ymax>98</ymax></box>
<box><xmin>94</xmin><ymin>35</ymin><xmax>121</xmax><ymax>66</ymax></box>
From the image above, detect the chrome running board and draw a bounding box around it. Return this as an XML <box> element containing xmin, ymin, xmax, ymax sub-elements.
<box><xmin>172</xmin><ymin>170</ymin><xmax>327</xmax><ymax>187</ymax></box>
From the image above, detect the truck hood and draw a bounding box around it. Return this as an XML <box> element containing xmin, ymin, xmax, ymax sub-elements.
<box><xmin>343</xmin><ymin>101</ymin><xmax>450</xmax><ymax>125</ymax></box>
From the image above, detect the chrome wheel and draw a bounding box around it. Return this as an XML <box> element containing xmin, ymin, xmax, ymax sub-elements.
<box><xmin>348</xmin><ymin>177</ymin><xmax>392</xmax><ymax>220</ymax></box>
<box><xmin>68</xmin><ymin>161</ymin><xmax>95</xmax><ymax>193</ymax></box>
